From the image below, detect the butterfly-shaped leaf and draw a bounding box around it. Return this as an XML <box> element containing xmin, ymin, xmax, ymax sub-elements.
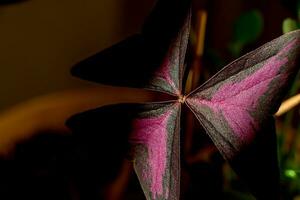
<box><xmin>67</xmin><ymin>0</ymin><xmax>300</xmax><ymax>199</ymax></box>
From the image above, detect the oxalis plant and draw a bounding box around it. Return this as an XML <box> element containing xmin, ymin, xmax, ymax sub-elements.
<box><xmin>67</xmin><ymin>0</ymin><xmax>300</xmax><ymax>199</ymax></box>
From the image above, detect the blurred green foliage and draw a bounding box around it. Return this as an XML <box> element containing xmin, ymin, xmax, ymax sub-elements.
<box><xmin>283</xmin><ymin>18</ymin><xmax>299</xmax><ymax>33</ymax></box>
<box><xmin>282</xmin><ymin>0</ymin><xmax>300</xmax><ymax>33</ymax></box>
<box><xmin>229</xmin><ymin>10</ymin><xmax>264</xmax><ymax>57</ymax></box>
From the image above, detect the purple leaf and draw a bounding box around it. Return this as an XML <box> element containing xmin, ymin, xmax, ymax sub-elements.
<box><xmin>186</xmin><ymin>31</ymin><xmax>300</xmax><ymax>159</ymax></box>
<box><xmin>147</xmin><ymin>11</ymin><xmax>191</xmax><ymax>96</ymax></box>
<box><xmin>129</xmin><ymin>102</ymin><xmax>181</xmax><ymax>200</ymax></box>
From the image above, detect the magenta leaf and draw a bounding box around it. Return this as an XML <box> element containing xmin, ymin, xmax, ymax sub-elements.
<box><xmin>71</xmin><ymin>0</ymin><xmax>192</xmax><ymax>96</ymax></box>
<box><xmin>147</xmin><ymin>11</ymin><xmax>191</xmax><ymax>96</ymax></box>
<box><xmin>186</xmin><ymin>31</ymin><xmax>300</xmax><ymax>159</ymax></box>
<box><xmin>129</xmin><ymin>102</ymin><xmax>181</xmax><ymax>200</ymax></box>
